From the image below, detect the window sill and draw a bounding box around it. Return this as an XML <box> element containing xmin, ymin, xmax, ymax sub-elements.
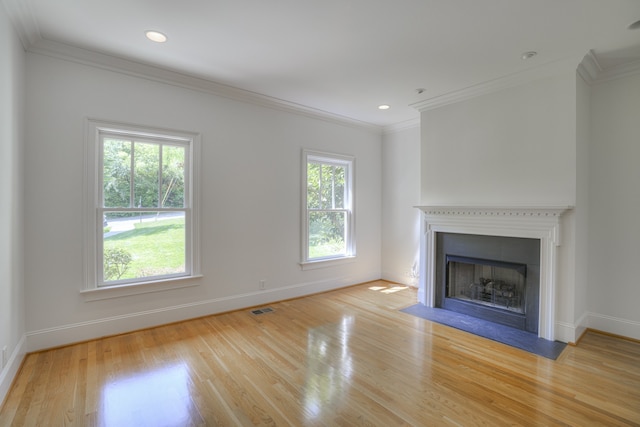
<box><xmin>299</xmin><ymin>256</ymin><xmax>356</xmax><ymax>270</ymax></box>
<box><xmin>81</xmin><ymin>275</ymin><xmax>203</xmax><ymax>301</ymax></box>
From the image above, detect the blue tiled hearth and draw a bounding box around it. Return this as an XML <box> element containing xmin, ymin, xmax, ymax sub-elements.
<box><xmin>401</xmin><ymin>303</ymin><xmax>566</xmax><ymax>360</ymax></box>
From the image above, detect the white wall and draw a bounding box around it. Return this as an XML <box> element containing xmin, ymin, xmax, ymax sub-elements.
<box><xmin>588</xmin><ymin>72</ymin><xmax>640</xmax><ymax>340</ymax></box>
<box><xmin>421</xmin><ymin>73</ymin><xmax>577</xmax><ymax>206</ymax></box>
<box><xmin>419</xmin><ymin>72</ymin><xmax>583</xmax><ymax>342</ymax></box>
<box><xmin>0</xmin><ymin>4</ymin><xmax>26</xmax><ymax>404</ymax></box>
<box><xmin>23</xmin><ymin>52</ymin><xmax>382</xmax><ymax>351</ymax></box>
<box><xmin>381</xmin><ymin>125</ymin><xmax>421</xmax><ymax>286</ymax></box>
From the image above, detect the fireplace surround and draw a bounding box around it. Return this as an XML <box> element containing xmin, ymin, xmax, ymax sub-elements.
<box><xmin>416</xmin><ymin>206</ymin><xmax>572</xmax><ymax>341</ymax></box>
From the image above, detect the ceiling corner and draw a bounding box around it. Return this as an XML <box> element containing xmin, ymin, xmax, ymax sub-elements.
<box><xmin>2</xmin><ymin>0</ymin><xmax>41</xmax><ymax>49</ymax></box>
<box><xmin>382</xmin><ymin>118</ymin><xmax>420</xmax><ymax>136</ymax></box>
<box><xmin>577</xmin><ymin>50</ymin><xmax>602</xmax><ymax>84</ymax></box>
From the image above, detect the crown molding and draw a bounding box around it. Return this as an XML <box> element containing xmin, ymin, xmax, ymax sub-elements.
<box><xmin>382</xmin><ymin>117</ymin><xmax>420</xmax><ymax>135</ymax></box>
<box><xmin>1</xmin><ymin>0</ymin><xmax>40</xmax><ymax>49</ymax></box>
<box><xmin>578</xmin><ymin>49</ymin><xmax>640</xmax><ymax>85</ymax></box>
<box><xmin>591</xmin><ymin>58</ymin><xmax>640</xmax><ymax>84</ymax></box>
<box><xmin>576</xmin><ymin>50</ymin><xmax>602</xmax><ymax>84</ymax></box>
<box><xmin>410</xmin><ymin>55</ymin><xmax>583</xmax><ymax>113</ymax></box>
<box><xmin>26</xmin><ymin>39</ymin><xmax>383</xmax><ymax>134</ymax></box>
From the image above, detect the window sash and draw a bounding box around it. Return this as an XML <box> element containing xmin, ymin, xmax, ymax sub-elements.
<box><xmin>98</xmin><ymin>209</ymin><xmax>189</xmax><ymax>286</ymax></box>
<box><xmin>100</xmin><ymin>135</ymin><xmax>189</xmax><ymax>209</ymax></box>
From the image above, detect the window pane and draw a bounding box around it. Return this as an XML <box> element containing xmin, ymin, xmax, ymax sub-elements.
<box><xmin>307</xmin><ymin>162</ymin><xmax>320</xmax><ymax>209</ymax></box>
<box><xmin>320</xmin><ymin>164</ymin><xmax>333</xmax><ymax>209</ymax></box>
<box><xmin>103</xmin><ymin>139</ymin><xmax>131</xmax><ymax>208</ymax></box>
<box><xmin>102</xmin><ymin>211</ymin><xmax>186</xmax><ymax>283</ymax></box>
<box><xmin>333</xmin><ymin>165</ymin><xmax>345</xmax><ymax>209</ymax></box>
<box><xmin>308</xmin><ymin>211</ymin><xmax>346</xmax><ymax>259</ymax></box>
<box><xmin>162</xmin><ymin>145</ymin><xmax>186</xmax><ymax>208</ymax></box>
<box><xmin>134</xmin><ymin>142</ymin><xmax>160</xmax><ymax>208</ymax></box>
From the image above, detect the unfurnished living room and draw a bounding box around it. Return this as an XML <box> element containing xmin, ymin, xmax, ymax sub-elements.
<box><xmin>1</xmin><ymin>1</ymin><xmax>640</xmax><ymax>425</ymax></box>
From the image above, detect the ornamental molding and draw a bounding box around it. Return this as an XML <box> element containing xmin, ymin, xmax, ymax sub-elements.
<box><xmin>578</xmin><ymin>50</ymin><xmax>640</xmax><ymax>86</ymax></box>
<box><xmin>416</xmin><ymin>205</ymin><xmax>572</xmax><ymax>218</ymax></box>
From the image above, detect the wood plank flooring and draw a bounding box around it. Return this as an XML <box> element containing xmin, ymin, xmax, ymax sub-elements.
<box><xmin>1</xmin><ymin>281</ymin><xmax>639</xmax><ymax>426</ymax></box>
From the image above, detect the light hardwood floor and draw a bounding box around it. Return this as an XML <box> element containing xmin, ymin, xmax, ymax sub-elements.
<box><xmin>1</xmin><ymin>281</ymin><xmax>639</xmax><ymax>426</ymax></box>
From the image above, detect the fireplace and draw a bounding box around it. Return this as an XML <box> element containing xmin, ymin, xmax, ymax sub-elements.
<box><xmin>435</xmin><ymin>233</ymin><xmax>540</xmax><ymax>333</ymax></box>
<box><xmin>416</xmin><ymin>206</ymin><xmax>572</xmax><ymax>341</ymax></box>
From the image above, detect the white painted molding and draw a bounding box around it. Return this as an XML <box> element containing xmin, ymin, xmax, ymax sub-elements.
<box><xmin>415</xmin><ymin>205</ymin><xmax>573</xmax><ymax>341</ymax></box>
<box><xmin>586</xmin><ymin>312</ymin><xmax>640</xmax><ymax>341</ymax></box>
<box><xmin>593</xmin><ymin>58</ymin><xmax>640</xmax><ymax>84</ymax></box>
<box><xmin>577</xmin><ymin>50</ymin><xmax>602</xmax><ymax>84</ymax></box>
<box><xmin>26</xmin><ymin>39</ymin><xmax>382</xmax><ymax>134</ymax></box>
<box><xmin>578</xmin><ymin>49</ymin><xmax>640</xmax><ymax>86</ymax></box>
<box><xmin>382</xmin><ymin>117</ymin><xmax>420</xmax><ymax>135</ymax></box>
<box><xmin>416</xmin><ymin>205</ymin><xmax>571</xmax><ymax>218</ymax></box>
<box><xmin>555</xmin><ymin>310</ymin><xmax>588</xmax><ymax>345</ymax></box>
<box><xmin>410</xmin><ymin>56</ymin><xmax>582</xmax><ymax>113</ymax></box>
<box><xmin>0</xmin><ymin>334</ymin><xmax>27</xmax><ymax>408</ymax></box>
<box><xmin>573</xmin><ymin>311</ymin><xmax>589</xmax><ymax>343</ymax></box>
<box><xmin>25</xmin><ymin>273</ymin><xmax>379</xmax><ymax>352</ymax></box>
<box><xmin>381</xmin><ymin>271</ymin><xmax>418</xmax><ymax>288</ymax></box>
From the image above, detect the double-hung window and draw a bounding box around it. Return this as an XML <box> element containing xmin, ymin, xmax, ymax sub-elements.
<box><xmin>85</xmin><ymin>120</ymin><xmax>200</xmax><ymax>292</ymax></box>
<box><xmin>302</xmin><ymin>150</ymin><xmax>355</xmax><ymax>267</ymax></box>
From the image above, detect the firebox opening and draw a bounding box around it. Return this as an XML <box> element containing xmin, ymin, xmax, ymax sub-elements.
<box><xmin>435</xmin><ymin>232</ymin><xmax>540</xmax><ymax>334</ymax></box>
<box><xmin>446</xmin><ymin>255</ymin><xmax>527</xmax><ymax>315</ymax></box>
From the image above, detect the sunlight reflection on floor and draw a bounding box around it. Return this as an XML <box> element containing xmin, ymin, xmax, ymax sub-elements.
<box><xmin>101</xmin><ymin>362</ymin><xmax>194</xmax><ymax>426</ymax></box>
<box><xmin>369</xmin><ymin>285</ymin><xmax>409</xmax><ymax>294</ymax></box>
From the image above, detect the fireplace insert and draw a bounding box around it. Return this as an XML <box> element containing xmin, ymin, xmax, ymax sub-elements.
<box><xmin>436</xmin><ymin>233</ymin><xmax>540</xmax><ymax>333</ymax></box>
<box><xmin>447</xmin><ymin>255</ymin><xmax>526</xmax><ymax>313</ymax></box>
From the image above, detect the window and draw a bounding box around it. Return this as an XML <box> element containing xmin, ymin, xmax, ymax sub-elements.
<box><xmin>302</xmin><ymin>150</ymin><xmax>355</xmax><ymax>267</ymax></box>
<box><xmin>84</xmin><ymin>120</ymin><xmax>200</xmax><ymax>292</ymax></box>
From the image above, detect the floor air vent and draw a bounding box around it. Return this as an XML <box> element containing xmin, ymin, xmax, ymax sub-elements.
<box><xmin>251</xmin><ymin>307</ymin><xmax>274</xmax><ymax>315</ymax></box>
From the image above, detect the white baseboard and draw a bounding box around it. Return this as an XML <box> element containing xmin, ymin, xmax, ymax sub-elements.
<box><xmin>554</xmin><ymin>321</ymin><xmax>576</xmax><ymax>343</ymax></box>
<box><xmin>0</xmin><ymin>334</ymin><xmax>27</xmax><ymax>408</ymax></box>
<box><xmin>586</xmin><ymin>312</ymin><xmax>640</xmax><ymax>341</ymax></box>
<box><xmin>380</xmin><ymin>271</ymin><xmax>418</xmax><ymax>287</ymax></box>
<box><xmin>555</xmin><ymin>311</ymin><xmax>589</xmax><ymax>344</ymax></box>
<box><xmin>26</xmin><ymin>274</ymin><xmax>379</xmax><ymax>352</ymax></box>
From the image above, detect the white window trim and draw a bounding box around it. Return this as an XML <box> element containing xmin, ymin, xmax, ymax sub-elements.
<box><xmin>300</xmin><ymin>149</ymin><xmax>355</xmax><ymax>270</ymax></box>
<box><xmin>83</xmin><ymin>119</ymin><xmax>201</xmax><ymax>298</ymax></box>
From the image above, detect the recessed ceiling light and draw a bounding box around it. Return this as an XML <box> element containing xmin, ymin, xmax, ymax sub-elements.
<box><xmin>629</xmin><ymin>19</ymin><xmax>640</xmax><ymax>30</ymax></box>
<box><xmin>521</xmin><ymin>51</ymin><xmax>537</xmax><ymax>60</ymax></box>
<box><xmin>145</xmin><ymin>30</ymin><xmax>167</xmax><ymax>43</ymax></box>
<box><xmin>378</xmin><ymin>104</ymin><xmax>390</xmax><ymax>110</ymax></box>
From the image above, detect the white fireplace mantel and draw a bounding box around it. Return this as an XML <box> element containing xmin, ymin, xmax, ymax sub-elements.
<box><xmin>415</xmin><ymin>205</ymin><xmax>573</xmax><ymax>341</ymax></box>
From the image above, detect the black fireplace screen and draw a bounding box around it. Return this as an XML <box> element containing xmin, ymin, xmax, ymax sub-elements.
<box><xmin>446</xmin><ymin>255</ymin><xmax>526</xmax><ymax>314</ymax></box>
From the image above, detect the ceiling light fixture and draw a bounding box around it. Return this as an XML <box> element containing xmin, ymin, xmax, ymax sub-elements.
<box><xmin>378</xmin><ymin>104</ymin><xmax>390</xmax><ymax>110</ymax></box>
<box><xmin>145</xmin><ymin>30</ymin><xmax>167</xmax><ymax>43</ymax></box>
<box><xmin>521</xmin><ymin>51</ymin><xmax>537</xmax><ymax>60</ymax></box>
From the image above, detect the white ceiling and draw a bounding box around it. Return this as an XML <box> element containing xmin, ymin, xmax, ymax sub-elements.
<box><xmin>5</xmin><ymin>0</ymin><xmax>640</xmax><ymax>128</ymax></box>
